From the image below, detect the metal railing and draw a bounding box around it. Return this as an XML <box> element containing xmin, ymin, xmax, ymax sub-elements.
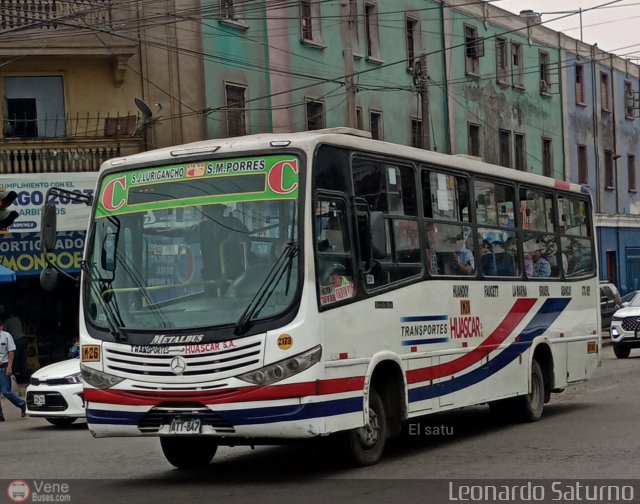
<box><xmin>0</xmin><ymin>139</ymin><xmax>143</xmax><ymax>173</ymax></box>
<box><xmin>0</xmin><ymin>0</ymin><xmax>111</xmax><ymax>30</ymax></box>
<box><xmin>3</xmin><ymin>113</ymin><xmax>142</xmax><ymax>139</ymax></box>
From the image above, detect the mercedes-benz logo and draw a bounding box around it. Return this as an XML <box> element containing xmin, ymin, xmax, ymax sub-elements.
<box><xmin>170</xmin><ymin>356</ymin><xmax>187</xmax><ymax>375</ymax></box>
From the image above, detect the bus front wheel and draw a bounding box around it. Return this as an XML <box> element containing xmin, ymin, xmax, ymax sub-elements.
<box><xmin>160</xmin><ymin>436</ymin><xmax>218</xmax><ymax>469</ymax></box>
<box><xmin>344</xmin><ymin>388</ymin><xmax>387</xmax><ymax>466</ymax></box>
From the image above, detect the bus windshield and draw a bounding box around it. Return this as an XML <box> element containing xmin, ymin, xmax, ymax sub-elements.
<box><xmin>85</xmin><ymin>154</ymin><xmax>300</xmax><ymax>336</ymax></box>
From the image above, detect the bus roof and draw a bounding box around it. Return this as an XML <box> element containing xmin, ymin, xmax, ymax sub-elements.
<box><xmin>101</xmin><ymin>127</ymin><xmax>584</xmax><ymax>194</ymax></box>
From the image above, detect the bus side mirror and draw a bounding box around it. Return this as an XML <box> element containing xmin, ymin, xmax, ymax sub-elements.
<box><xmin>40</xmin><ymin>266</ymin><xmax>58</xmax><ymax>292</ymax></box>
<box><xmin>41</xmin><ymin>203</ymin><xmax>57</xmax><ymax>254</ymax></box>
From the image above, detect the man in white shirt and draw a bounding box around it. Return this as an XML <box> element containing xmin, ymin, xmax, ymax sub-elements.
<box><xmin>0</xmin><ymin>321</ymin><xmax>27</xmax><ymax>422</ymax></box>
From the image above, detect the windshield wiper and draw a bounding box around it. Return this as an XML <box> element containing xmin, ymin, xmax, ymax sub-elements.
<box><xmin>234</xmin><ymin>242</ymin><xmax>298</xmax><ymax>336</ymax></box>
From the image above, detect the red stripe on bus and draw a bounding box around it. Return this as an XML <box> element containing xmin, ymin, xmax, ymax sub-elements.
<box><xmin>555</xmin><ymin>180</ymin><xmax>571</xmax><ymax>190</ymax></box>
<box><xmin>406</xmin><ymin>298</ymin><xmax>536</xmax><ymax>384</ymax></box>
<box><xmin>84</xmin><ymin>376</ymin><xmax>365</xmax><ymax>406</ymax></box>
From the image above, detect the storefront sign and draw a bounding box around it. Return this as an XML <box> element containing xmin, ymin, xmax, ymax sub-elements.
<box><xmin>0</xmin><ymin>231</ymin><xmax>85</xmax><ymax>276</ymax></box>
<box><xmin>0</xmin><ymin>172</ymin><xmax>97</xmax><ymax>232</ymax></box>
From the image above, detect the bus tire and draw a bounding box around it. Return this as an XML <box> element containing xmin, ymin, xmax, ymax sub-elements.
<box><xmin>160</xmin><ymin>436</ymin><xmax>218</xmax><ymax>469</ymax></box>
<box><xmin>344</xmin><ymin>388</ymin><xmax>387</xmax><ymax>467</ymax></box>
<box><xmin>613</xmin><ymin>345</ymin><xmax>631</xmax><ymax>359</ymax></box>
<box><xmin>516</xmin><ymin>360</ymin><xmax>545</xmax><ymax>422</ymax></box>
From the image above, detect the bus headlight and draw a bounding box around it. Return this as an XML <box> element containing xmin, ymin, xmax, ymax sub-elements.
<box><xmin>238</xmin><ymin>345</ymin><xmax>322</xmax><ymax>385</ymax></box>
<box><xmin>81</xmin><ymin>365</ymin><xmax>125</xmax><ymax>390</ymax></box>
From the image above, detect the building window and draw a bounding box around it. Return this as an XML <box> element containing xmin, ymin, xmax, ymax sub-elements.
<box><xmin>604</xmin><ymin>149</ymin><xmax>614</xmax><ymax>189</ymax></box>
<box><xmin>225</xmin><ymin>84</ymin><xmax>247</xmax><ymax>137</ymax></box>
<box><xmin>600</xmin><ymin>72</ymin><xmax>610</xmax><ymax>112</ymax></box>
<box><xmin>300</xmin><ymin>0</ymin><xmax>322</xmax><ymax>44</ymax></box>
<box><xmin>629</xmin><ymin>154</ymin><xmax>636</xmax><ymax>192</ymax></box>
<box><xmin>3</xmin><ymin>76</ymin><xmax>65</xmax><ymax>138</ymax></box>
<box><xmin>306</xmin><ymin>99</ymin><xmax>325</xmax><ymax>130</ymax></box>
<box><xmin>464</xmin><ymin>24</ymin><xmax>482</xmax><ymax>75</ymax></box>
<box><xmin>578</xmin><ymin>144</ymin><xmax>588</xmax><ymax>185</ymax></box>
<box><xmin>365</xmin><ymin>2</ymin><xmax>380</xmax><ymax>60</ymax></box>
<box><xmin>468</xmin><ymin>123</ymin><xmax>480</xmax><ymax>157</ymax></box>
<box><xmin>406</xmin><ymin>16</ymin><xmax>420</xmax><ymax>71</ymax></box>
<box><xmin>411</xmin><ymin>118</ymin><xmax>423</xmax><ymax>149</ymax></box>
<box><xmin>515</xmin><ymin>133</ymin><xmax>525</xmax><ymax>171</ymax></box>
<box><xmin>370</xmin><ymin>110</ymin><xmax>383</xmax><ymax>139</ymax></box>
<box><xmin>499</xmin><ymin>129</ymin><xmax>511</xmax><ymax>167</ymax></box>
<box><xmin>496</xmin><ymin>37</ymin><xmax>508</xmax><ymax>84</ymax></box>
<box><xmin>539</xmin><ymin>51</ymin><xmax>550</xmax><ymax>94</ymax></box>
<box><xmin>356</xmin><ymin>106</ymin><xmax>363</xmax><ymax>130</ymax></box>
<box><xmin>349</xmin><ymin>0</ymin><xmax>359</xmax><ymax>53</ymax></box>
<box><xmin>575</xmin><ymin>64</ymin><xmax>585</xmax><ymax>105</ymax></box>
<box><xmin>220</xmin><ymin>0</ymin><xmax>244</xmax><ymax>22</ymax></box>
<box><xmin>511</xmin><ymin>41</ymin><xmax>523</xmax><ymax>87</ymax></box>
<box><xmin>625</xmin><ymin>80</ymin><xmax>635</xmax><ymax>119</ymax></box>
<box><xmin>542</xmin><ymin>137</ymin><xmax>552</xmax><ymax>177</ymax></box>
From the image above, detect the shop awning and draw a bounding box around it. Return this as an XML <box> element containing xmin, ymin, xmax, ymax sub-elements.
<box><xmin>0</xmin><ymin>264</ymin><xmax>16</xmax><ymax>283</ymax></box>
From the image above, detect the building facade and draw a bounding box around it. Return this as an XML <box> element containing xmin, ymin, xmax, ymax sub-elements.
<box><xmin>0</xmin><ymin>0</ymin><xmax>207</xmax><ymax>368</ymax></box>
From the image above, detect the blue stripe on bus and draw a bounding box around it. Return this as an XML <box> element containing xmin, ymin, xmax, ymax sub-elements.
<box><xmin>407</xmin><ymin>298</ymin><xmax>571</xmax><ymax>403</ymax></box>
<box><xmin>401</xmin><ymin>315</ymin><xmax>449</xmax><ymax>322</ymax></box>
<box><xmin>87</xmin><ymin>396</ymin><xmax>364</xmax><ymax>427</ymax></box>
<box><xmin>401</xmin><ymin>338</ymin><xmax>449</xmax><ymax>346</ymax></box>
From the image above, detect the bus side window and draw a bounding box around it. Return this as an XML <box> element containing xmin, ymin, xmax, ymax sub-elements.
<box><xmin>315</xmin><ymin>197</ymin><xmax>356</xmax><ymax>307</ymax></box>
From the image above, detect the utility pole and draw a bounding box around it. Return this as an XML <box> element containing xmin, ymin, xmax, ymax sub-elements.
<box><xmin>414</xmin><ymin>53</ymin><xmax>431</xmax><ymax>150</ymax></box>
<box><xmin>340</xmin><ymin>0</ymin><xmax>357</xmax><ymax>128</ymax></box>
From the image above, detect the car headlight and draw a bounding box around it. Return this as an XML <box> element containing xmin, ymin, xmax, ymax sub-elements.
<box><xmin>65</xmin><ymin>372</ymin><xmax>82</xmax><ymax>384</ymax></box>
<box><xmin>81</xmin><ymin>365</ymin><xmax>125</xmax><ymax>390</ymax></box>
<box><xmin>237</xmin><ymin>345</ymin><xmax>322</xmax><ymax>386</ymax></box>
<box><xmin>612</xmin><ymin>316</ymin><xmax>623</xmax><ymax>322</ymax></box>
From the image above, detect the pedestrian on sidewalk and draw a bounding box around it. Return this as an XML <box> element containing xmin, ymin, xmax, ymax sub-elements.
<box><xmin>0</xmin><ymin>319</ymin><xmax>27</xmax><ymax>422</ymax></box>
<box><xmin>3</xmin><ymin>305</ymin><xmax>27</xmax><ymax>384</ymax></box>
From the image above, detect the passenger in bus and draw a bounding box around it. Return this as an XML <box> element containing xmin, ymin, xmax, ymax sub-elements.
<box><xmin>566</xmin><ymin>240</ymin><xmax>590</xmax><ymax>275</ymax></box>
<box><xmin>453</xmin><ymin>235</ymin><xmax>475</xmax><ymax>275</ymax></box>
<box><xmin>527</xmin><ymin>241</ymin><xmax>551</xmax><ymax>278</ymax></box>
<box><xmin>479</xmin><ymin>240</ymin><xmax>497</xmax><ymax>276</ymax></box>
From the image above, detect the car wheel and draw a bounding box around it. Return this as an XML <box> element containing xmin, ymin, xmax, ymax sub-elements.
<box><xmin>45</xmin><ymin>417</ymin><xmax>77</xmax><ymax>427</ymax></box>
<box><xmin>160</xmin><ymin>437</ymin><xmax>218</xmax><ymax>469</ymax></box>
<box><xmin>613</xmin><ymin>345</ymin><xmax>631</xmax><ymax>359</ymax></box>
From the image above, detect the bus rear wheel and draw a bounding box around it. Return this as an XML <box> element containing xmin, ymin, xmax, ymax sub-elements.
<box><xmin>344</xmin><ymin>388</ymin><xmax>387</xmax><ymax>466</ymax></box>
<box><xmin>160</xmin><ymin>437</ymin><xmax>218</xmax><ymax>469</ymax></box>
<box><xmin>516</xmin><ymin>360</ymin><xmax>545</xmax><ymax>422</ymax></box>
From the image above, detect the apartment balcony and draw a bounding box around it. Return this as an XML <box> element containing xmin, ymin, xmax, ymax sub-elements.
<box><xmin>0</xmin><ymin>0</ymin><xmax>137</xmax><ymax>84</ymax></box>
<box><xmin>0</xmin><ymin>113</ymin><xmax>145</xmax><ymax>173</ymax></box>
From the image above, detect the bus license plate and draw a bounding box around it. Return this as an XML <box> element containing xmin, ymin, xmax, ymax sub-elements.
<box><xmin>33</xmin><ymin>394</ymin><xmax>46</xmax><ymax>407</ymax></box>
<box><xmin>169</xmin><ymin>417</ymin><xmax>201</xmax><ymax>434</ymax></box>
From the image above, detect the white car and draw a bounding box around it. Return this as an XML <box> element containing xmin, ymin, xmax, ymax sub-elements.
<box><xmin>26</xmin><ymin>358</ymin><xmax>84</xmax><ymax>426</ymax></box>
<box><xmin>610</xmin><ymin>294</ymin><xmax>640</xmax><ymax>358</ymax></box>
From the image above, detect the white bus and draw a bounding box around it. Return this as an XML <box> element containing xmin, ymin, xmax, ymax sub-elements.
<box><xmin>41</xmin><ymin>128</ymin><xmax>600</xmax><ymax>468</ymax></box>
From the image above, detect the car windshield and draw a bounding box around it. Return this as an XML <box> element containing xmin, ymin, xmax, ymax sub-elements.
<box><xmin>85</xmin><ymin>154</ymin><xmax>301</xmax><ymax>336</ymax></box>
